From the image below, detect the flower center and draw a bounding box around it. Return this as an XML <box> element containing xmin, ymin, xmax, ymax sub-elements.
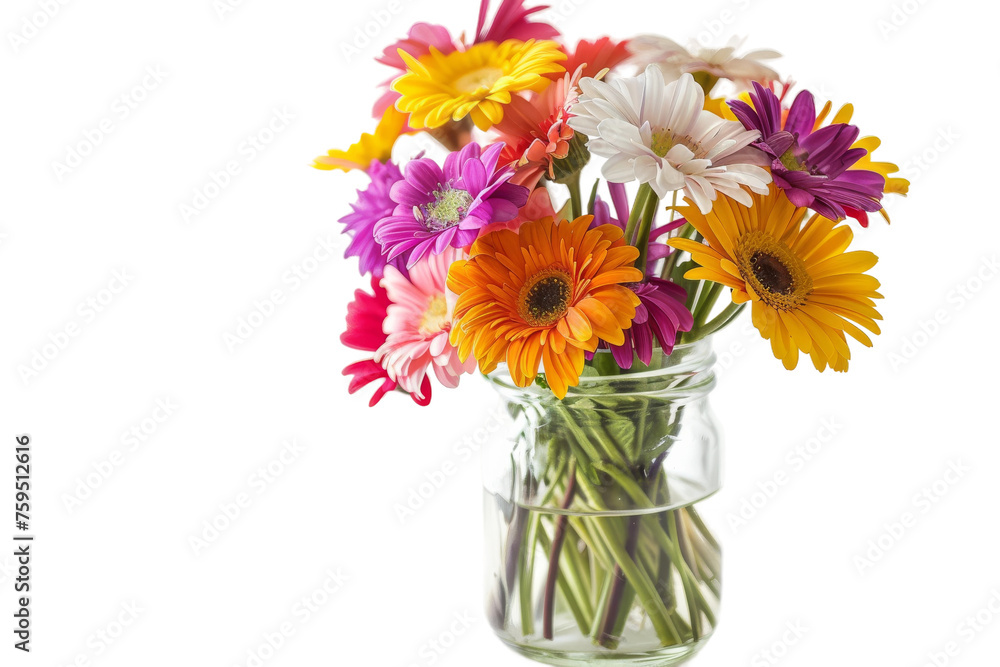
<box><xmin>455</xmin><ymin>66</ymin><xmax>504</xmax><ymax>94</ymax></box>
<box><xmin>650</xmin><ymin>128</ymin><xmax>699</xmax><ymax>159</ymax></box>
<box><xmin>777</xmin><ymin>147</ymin><xmax>809</xmax><ymax>172</ymax></box>
<box><xmin>518</xmin><ymin>268</ymin><xmax>572</xmax><ymax>327</ymax></box>
<box><xmin>419</xmin><ymin>294</ymin><xmax>449</xmax><ymax>336</ymax></box>
<box><xmin>736</xmin><ymin>231</ymin><xmax>812</xmax><ymax>310</ymax></box>
<box><xmin>418</xmin><ymin>186</ymin><xmax>474</xmax><ymax>232</ymax></box>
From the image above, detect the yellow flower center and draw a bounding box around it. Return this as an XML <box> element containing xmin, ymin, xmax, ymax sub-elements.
<box><xmin>419</xmin><ymin>294</ymin><xmax>449</xmax><ymax>336</ymax></box>
<box><xmin>778</xmin><ymin>147</ymin><xmax>809</xmax><ymax>172</ymax></box>
<box><xmin>650</xmin><ymin>128</ymin><xmax>698</xmax><ymax>158</ymax></box>
<box><xmin>517</xmin><ymin>268</ymin><xmax>572</xmax><ymax>327</ymax></box>
<box><xmin>454</xmin><ymin>66</ymin><xmax>504</xmax><ymax>94</ymax></box>
<box><xmin>736</xmin><ymin>231</ymin><xmax>813</xmax><ymax>310</ymax></box>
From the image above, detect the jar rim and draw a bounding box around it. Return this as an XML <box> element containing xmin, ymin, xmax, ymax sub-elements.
<box><xmin>486</xmin><ymin>338</ymin><xmax>717</xmax><ymax>399</ymax></box>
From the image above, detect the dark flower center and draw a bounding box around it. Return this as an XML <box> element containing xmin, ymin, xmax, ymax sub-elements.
<box><xmin>736</xmin><ymin>231</ymin><xmax>813</xmax><ymax>311</ymax></box>
<box><xmin>518</xmin><ymin>269</ymin><xmax>572</xmax><ymax>327</ymax></box>
<box><xmin>750</xmin><ymin>251</ymin><xmax>794</xmax><ymax>295</ymax></box>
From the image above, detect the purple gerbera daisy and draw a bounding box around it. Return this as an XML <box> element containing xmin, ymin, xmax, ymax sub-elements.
<box><xmin>728</xmin><ymin>83</ymin><xmax>885</xmax><ymax>221</ymax></box>
<box><xmin>373</xmin><ymin>143</ymin><xmax>529</xmax><ymax>268</ymax></box>
<box><xmin>606</xmin><ymin>278</ymin><xmax>694</xmax><ymax>369</ymax></box>
<box><xmin>339</xmin><ymin>160</ymin><xmax>406</xmax><ymax>278</ymax></box>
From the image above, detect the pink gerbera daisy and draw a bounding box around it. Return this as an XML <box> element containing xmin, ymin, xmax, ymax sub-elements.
<box><xmin>375</xmin><ymin>247</ymin><xmax>475</xmax><ymax>398</ymax></box>
<box><xmin>341</xmin><ymin>277</ymin><xmax>432</xmax><ymax>407</ymax></box>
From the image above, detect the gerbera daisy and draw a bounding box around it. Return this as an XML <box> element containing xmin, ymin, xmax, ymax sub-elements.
<box><xmin>375</xmin><ymin>247</ymin><xmax>475</xmax><ymax>398</ymax></box>
<box><xmin>338</xmin><ymin>160</ymin><xmax>406</xmax><ymax>278</ymax></box>
<box><xmin>374</xmin><ymin>142</ymin><xmax>529</xmax><ymax>267</ymax></box>
<box><xmin>341</xmin><ymin>277</ymin><xmax>432</xmax><ymax>406</ymax></box>
<box><xmin>628</xmin><ymin>36</ymin><xmax>781</xmax><ymax>91</ymax></box>
<box><xmin>372</xmin><ymin>23</ymin><xmax>457</xmax><ymax>118</ymax></box>
<box><xmin>668</xmin><ymin>186</ymin><xmax>883</xmax><ymax>372</ymax></box>
<box><xmin>728</xmin><ymin>83</ymin><xmax>886</xmax><ymax>221</ymax></box>
<box><xmin>568</xmin><ymin>67</ymin><xmax>771</xmax><ymax>213</ymax></box>
<box><xmin>392</xmin><ymin>39</ymin><xmax>566</xmax><ymax>131</ymax></box>
<box><xmin>492</xmin><ymin>65</ymin><xmax>584</xmax><ymax>188</ymax></box>
<box><xmin>447</xmin><ymin>216</ymin><xmax>642</xmax><ymax>399</ymax></box>
<box><xmin>313</xmin><ymin>106</ymin><xmax>410</xmax><ymax>172</ymax></box>
<box><xmin>603</xmin><ymin>278</ymin><xmax>694</xmax><ymax>369</ymax></box>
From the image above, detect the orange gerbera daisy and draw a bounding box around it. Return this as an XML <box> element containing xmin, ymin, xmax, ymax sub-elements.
<box><xmin>669</xmin><ymin>186</ymin><xmax>883</xmax><ymax>372</ymax></box>
<box><xmin>447</xmin><ymin>216</ymin><xmax>642</xmax><ymax>398</ymax></box>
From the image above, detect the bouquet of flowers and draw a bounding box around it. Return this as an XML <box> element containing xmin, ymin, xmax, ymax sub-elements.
<box><xmin>315</xmin><ymin>1</ymin><xmax>907</xmax><ymax>664</ymax></box>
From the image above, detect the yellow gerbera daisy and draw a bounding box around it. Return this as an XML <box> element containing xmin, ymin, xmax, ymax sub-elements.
<box><xmin>392</xmin><ymin>40</ymin><xmax>566</xmax><ymax>132</ymax></box>
<box><xmin>447</xmin><ymin>216</ymin><xmax>641</xmax><ymax>399</ymax></box>
<box><xmin>312</xmin><ymin>106</ymin><xmax>409</xmax><ymax>172</ymax></box>
<box><xmin>669</xmin><ymin>186</ymin><xmax>883</xmax><ymax>372</ymax></box>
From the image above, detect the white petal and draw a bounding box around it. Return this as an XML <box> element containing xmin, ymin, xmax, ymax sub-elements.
<box><xmin>632</xmin><ymin>154</ymin><xmax>660</xmax><ymax>183</ymax></box>
<box><xmin>664</xmin><ymin>143</ymin><xmax>696</xmax><ymax>165</ymax></box>
<box><xmin>602</xmin><ymin>153</ymin><xmax>638</xmax><ymax>183</ymax></box>
<box><xmin>654</xmin><ymin>163</ymin><xmax>686</xmax><ymax>197</ymax></box>
<box><xmin>596</xmin><ymin>118</ymin><xmax>647</xmax><ymax>154</ymax></box>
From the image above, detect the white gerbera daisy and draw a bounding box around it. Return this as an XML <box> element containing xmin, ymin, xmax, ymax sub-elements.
<box><xmin>628</xmin><ymin>36</ymin><xmax>781</xmax><ymax>90</ymax></box>
<box><xmin>567</xmin><ymin>67</ymin><xmax>771</xmax><ymax>213</ymax></box>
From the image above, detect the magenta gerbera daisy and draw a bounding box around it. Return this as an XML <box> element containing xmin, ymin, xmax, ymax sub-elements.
<box><xmin>373</xmin><ymin>143</ymin><xmax>529</xmax><ymax>268</ymax></box>
<box><xmin>341</xmin><ymin>277</ymin><xmax>431</xmax><ymax>407</ymax></box>
<box><xmin>728</xmin><ymin>83</ymin><xmax>886</xmax><ymax>221</ymax></box>
<box><xmin>339</xmin><ymin>160</ymin><xmax>406</xmax><ymax>278</ymax></box>
<box><xmin>604</xmin><ymin>278</ymin><xmax>694</xmax><ymax>369</ymax></box>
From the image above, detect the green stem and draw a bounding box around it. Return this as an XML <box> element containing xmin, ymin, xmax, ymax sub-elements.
<box><xmin>554</xmin><ymin>404</ymin><xmax>630</xmax><ymax>472</ymax></box>
<box><xmin>519</xmin><ymin>513</ymin><xmax>540</xmax><ymax>635</ymax></box>
<box><xmin>518</xmin><ymin>452</ymin><xmax>568</xmax><ymax>635</ymax></box>
<box><xmin>593</xmin><ymin>463</ymin><xmax>716</xmax><ymax>628</ymax></box>
<box><xmin>634</xmin><ymin>190</ymin><xmax>661</xmax><ymax>274</ymax></box>
<box><xmin>624</xmin><ymin>184</ymin><xmax>654</xmax><ymax>246</ymax></box>
<box><xmin>543</xmin><ymin>466</ymin><xmax>578</xmax><ymax>639</ymax></box>
<box><xmin>668</xmin><ymin>510</ymin><xmax>701</xmax><ymax>639</ymax></box>
<box><xmin>685</xmin><ymin>301</ymin><xmax>746</xmax><ymax>343</ymax></box>
<box><xmin>566</xmin><ymin>171</ymin><xmax>583</xmax><ymax>220</ymax></box>
<box><xmin>536</xmin><ymin>528</ymin><xmax>591</xmax><ymax>634</ymax></box>
<box><xmin>661</xmin><ymin>221</ymin><xmax>695</xmax><ymax>280</ymax></box>
<box><xmin>693</xmin><ymin>282</ymin><xmax>723</xmax><ymax>328</ymax></box>
<box><xmin>590</xmin><ymin>516</ymin><xmax>681</xmax><ymax>645</ymax></box>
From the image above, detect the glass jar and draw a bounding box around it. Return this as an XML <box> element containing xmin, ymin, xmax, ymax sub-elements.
<box><xmin>483</xmin><ymin>340</ymin><xmax>722</xmax><ymax>666</ymax></box>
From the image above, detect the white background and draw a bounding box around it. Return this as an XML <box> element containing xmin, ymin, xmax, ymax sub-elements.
<box><xmin>2</xmin><ymin>0</ymin><xmax>999</xmax><ymax>665</ymax></box>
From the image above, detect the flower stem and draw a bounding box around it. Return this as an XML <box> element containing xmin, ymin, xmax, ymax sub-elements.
<box><xmin>566</xmin><ymin>172</ymin><xmax>583</xmax><ymax>220</ymax></box>
<box><xmin>597</xmin><ymin>449</ymin><xmax>667</xmax><ymax>646</ymax></box>
<box><xmin>635</xmin><ymin>190</ymin><xmax>662</xmax><ymax>274</ymax></box>
<box><xmin>661</xmin><ymin>221</ymin><xmax>695</xmax><ymax>280</ymax></box>
<box><xmin>624</xmin><ymin>184</ymin><xmax>654</xmax><ymax>246</ymax></box>
<box><xmin>686</xmin><ymin>301</ymin><xmax>745</xmax><ymax>342</ymax></box>
<box><xmin>693</xmin><ymin>282</ymin><xmax>723</xmax><ymax>328</ymax></box>
<box><xmin>543</xmin><ymin>465</ymin><xmax>578</xmax><ymax>640</ymax></box>
<box><xmin>598</xmin><ymin>515</ymin><xmax>640</xmax><ymax>647</ymax></box>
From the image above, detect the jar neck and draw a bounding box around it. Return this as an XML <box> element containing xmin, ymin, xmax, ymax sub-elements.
<box><xmin>488</xmin><ymin>338</ymin><xmax>717</xmax><ymax>403</ymax></box>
